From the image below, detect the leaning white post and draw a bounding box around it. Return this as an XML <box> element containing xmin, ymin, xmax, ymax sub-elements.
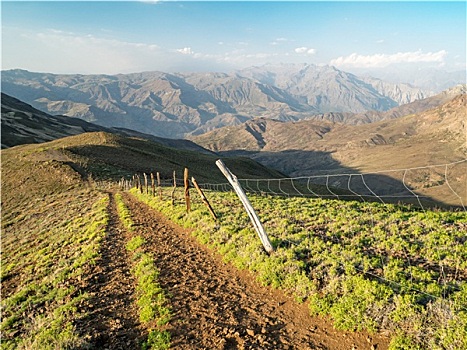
<box><xmin>216</xmin><ymin>159</ymin><xmax>274</xmax><ymax>254</ymax></box>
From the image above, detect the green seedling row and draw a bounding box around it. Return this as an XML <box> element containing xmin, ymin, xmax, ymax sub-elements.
<box><xmin>115</xmin><ymin>193</ymin><xmax>171</xmax><ymax>350</ymax></box>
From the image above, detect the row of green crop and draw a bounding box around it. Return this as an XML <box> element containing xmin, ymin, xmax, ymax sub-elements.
<box><xmin>130</xmin><ymin>187</ymin><xmax>467</xmax><ymax>350</ymax></box>
<box><xmin>114</xmin><ymin>193</ymin><xmax>171</xmax><ymax>350</ymax></box>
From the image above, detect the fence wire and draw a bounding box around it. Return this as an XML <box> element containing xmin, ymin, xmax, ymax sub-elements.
<box><xmin>197</xmin><ymin>159</ymin><xmax>467</xmax><ymax>211</ymax></box>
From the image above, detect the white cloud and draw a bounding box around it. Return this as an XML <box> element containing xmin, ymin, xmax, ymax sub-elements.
<box><xmin>176</xmin><ymin>47</ymin><xmax>194</xmax><ymax>55</ymax></box>
<box><xmin>294</xmin><ymin>47</ymin><xmax>316</xmax><ymax>55</ymax></box>
<box><xmin>2</xmin><ymin>27</ymin><xmax>216</xmax><ymax>74</ymax></box>
<box><xmin>330</xmin><ymin>50</ymin><xmax>448</xmax><ymax>68</ymax></box>
<box><xmin>270</xmin><ymin>37</ymin><xmax>289</xmax><ymax>45</ymax></box>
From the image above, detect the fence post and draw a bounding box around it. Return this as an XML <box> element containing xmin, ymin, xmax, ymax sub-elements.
<box><xmin>138</xmin><ymin>175</ymin><xmax>143</xmax><ymax>193</ymax></box>
<box><xmin>151</xmin><ymin>172</ymin><xmax>155</xmax><ymax>196</ymax></box>
<box><xmin>192</xmin><ymin>177</ymin><xmax>217</xmax><ymax>221</ymax></box>
<box><xmin>216</xmin><ymin>159</ymin><xmax>274</xmax><ymax>254</ymax></box>
<box><xmin>184</xmin><ymin>168</ymin><xmax>191</xmax><ymax>212</ymax></box>
<box><xmin>144</xmin><ymin>173</ymin><xmax>148</xmax><ymax>194</ymax></box>
<box><xmin>171</xmin><ymin>170</ymin><xmax>176</xmax><ymax>205</ymax></box>
<box><xmin>157</xmin><ymin>172</ymin><xmax>162</xmax><ymax>200</ymax></box>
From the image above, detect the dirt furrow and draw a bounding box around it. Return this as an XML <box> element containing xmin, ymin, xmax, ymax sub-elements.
<box><xmin>75</xmin><ymin>192</ymin><xmax>144</xmax><ymax>349</ymax></box>
<box><xmin>122</xmin><ymin>192</ymin><xmax>390</xmax><ymax>350</ymax></box>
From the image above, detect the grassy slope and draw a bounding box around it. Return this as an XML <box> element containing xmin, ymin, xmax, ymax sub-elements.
<box><xmin>24</xmin><ymin>131</ymin><xmax>285</xmax><ymax>183</ymax></box>
<box><xmin>1</xmin><ymin>142</ymin><xmax>109</xmax><ymax>349</ymax></box>
<box><xmin>131</xmin><ymin>187</ymin><xmax>467</xmax><ymax>350</ymax></box>
<box><xmin>0</xmin><ymin>131</ymin><xmax>287</xmax><ymax>348</ymax></box>
<box><xmin>2</xmin><ymin>128</ymin><xmax>465</xmax><ymax>349</ymax></box>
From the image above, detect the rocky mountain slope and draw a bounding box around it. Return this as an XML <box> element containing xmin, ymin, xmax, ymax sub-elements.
<box><xmin>193</xmin><ymin>91</ymin><xmax>466</xmax><ymax>171</ymax></box>
<box><xmin>236</xmin><ymin>63</ymin><xmax>429</xmax><ymax>108</ymax></box>
<box><xmin>1</xmin><ymin>93</ymin><xmax>213</xmax><ymax>154</ymax></box>
<box><xmin>302</xmin><ymin>84</ymin><xmax>466</xmax><ymax>125</ymax></box>
<box><xmin>192</xmin><ymin>92</ymin><xmax>466</xmax><ymax>207</ymax></box>
<box><xmin>1</xmin><ymin>65</ymin><xmax>433</xmax><ymax>138</ymax></box>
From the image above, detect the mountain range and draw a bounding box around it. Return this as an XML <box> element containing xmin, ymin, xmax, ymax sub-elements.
<box><xmin>2</xmin><ymin>64</ymin><xmax>465</xmax><ymax>207</ymax></box>
<box><xmin>1</xmin><ymin>64</ymin><xmax>433</xmax><ymax>139</ymax></box>
<box><xmin>191</xmin><ymin>88</ymin><xmax>466</xmax><ymax>207</ymax></box>
<box><xmin>1</xmin><ymin>93</ymin><xmax>212</xmax><ymax>155</ymax></box>
<box><xmin>191</xmin><ymin>86</ymin><xmax>466</xmax><ymax>172</ymax></box>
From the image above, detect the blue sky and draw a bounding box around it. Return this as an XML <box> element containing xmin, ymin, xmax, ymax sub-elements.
<box><xmin>2</xmin><ymin>1</ymin><xmax>466</xmax><ymax>75</ymax></box>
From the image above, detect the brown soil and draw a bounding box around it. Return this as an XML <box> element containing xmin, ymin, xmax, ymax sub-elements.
<box><xmin>76</xmin><ymin>191</ymin><xmax>391</xmax><ymax>349</ymax></box>
<box><xmin>75</xmin><ymin>192</ymin><xmax>145</xmax><ymax>349</ymax></box>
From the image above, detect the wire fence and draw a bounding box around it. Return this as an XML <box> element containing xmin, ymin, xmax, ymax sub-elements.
<box><xmin>208</xmin><ymin>161</ymin><xmax>465</xmax><ymax>302</ymax></box>
<box><xmin>198</xmin><ymin>159</ymin><xmax>467</xmax><ymax>211</ymax></box>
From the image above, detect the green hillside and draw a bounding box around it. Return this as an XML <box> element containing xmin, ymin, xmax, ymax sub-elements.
<box><xmin>1</xmin><ymin>138</ymin><xmax>110</xmax><ymax>348</ymax></box>
<box><xmin>3</xmin><ymin>131</ymin><xmax>285</xmax><ymax>184</ymax></box>
<box><xmin>132</xmin><ymin>188</ymin><xmax>467</xmax><ymax>350</ymax></box>
<box><xmin>0</xmin><ymin>132</ymin><xmax>284</xmax><ymax>348</ymax></box>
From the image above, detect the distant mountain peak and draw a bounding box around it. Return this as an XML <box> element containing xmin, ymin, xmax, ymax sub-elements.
<box><xmin>1</xmin><ymin>66</ymin><xmax>439</xmax><ymax>138</ymax></box>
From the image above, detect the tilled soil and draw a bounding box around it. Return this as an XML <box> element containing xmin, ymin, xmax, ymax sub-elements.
<box><xmin>118</xmin><ymin>192</ymin><xmax>390</xmax><ymax>350</ymax></box>
<box><xmin>75</xmin><ymin>192</ymin><xmax>145</xmax><ymax>349</ymax></box>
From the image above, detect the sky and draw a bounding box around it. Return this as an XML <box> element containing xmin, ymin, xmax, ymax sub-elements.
<box><xmin>1</xmin><ymin>1</ymin><xmax>466</xmax><ymax>75</ymax></box>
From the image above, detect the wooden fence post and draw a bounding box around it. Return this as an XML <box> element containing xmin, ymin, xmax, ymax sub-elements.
<box><xmin>191</xmin><ymin>176</ymin><xmax>217</xmax><ymax>221</ymax></box>
<box><xmin>151</xmin><ymin>172</ymin><xmax>155</xmax><ymax>197</ymax></box>
<box><xmin>144</xmin><ymin>173</ymin><xmax>148</xmax><ymax>194</ymax></box>
<box><xmin>216</xmin><ymin>159</ymin><xmax>274</xmax><ymax>254</ymax></box>
<box><xmin>138</xmin><ymin>175</ymin><xmax>143</xmax><ymax>193</ymax></box>
<box><xmin>157</xmin><ymin>172</ymin><xmax>162</xmax><ymax>200</ymax></box>
<box><xmin>184</xmin><ymin>168</ymin><xmax>191</xmax><ymax>212</ymax></box>
<box><xmin>171</xmin><ymin>170</ymin><xmax>176</xmax><ymax>205</ymax></box>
